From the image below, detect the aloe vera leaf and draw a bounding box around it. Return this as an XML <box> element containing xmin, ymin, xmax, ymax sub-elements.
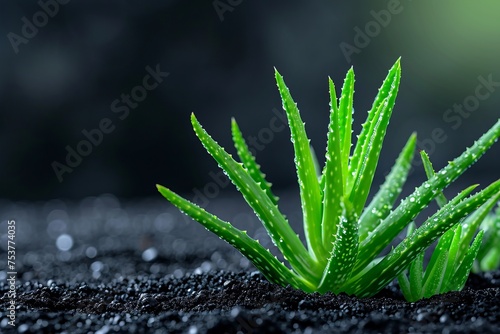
<box><xmin>447</xmin><ymin>230</ymin><xmax>484</xmax><ymax>291</ymax></box>
<box><xmin>358</xmin><ymin>133</ymin><xmax>416</xmax><ymax>242</ymax></box>
<box><xmin>345</xmin><ymin>182</ymin><xmax>471</xmax><ymax>293</ymax></box>
<box><xmin>337</xmin><ymin>68</ymin><xmax>355</xmax><ymax>185</ymax></box>
<box><xmin>480</xmin><ymin>246</ymin><xmax>500</xmax><ymax>271</ymax></box>
<box><xmin>421</xmin><ymin>227</ymin><xmax>454</xmax><ymax>297</ymax></box>
<box><xmin>156</xmin><ymin>185</ymin><xmax>315</xmax><ymax>292</ymax></box>
<box><xmin>397</xmin><ymin>271</ymin><xmax>413</xmax><ymax>302</ymax></box>
<box><xmin>347</xmin><ymin>62</ymin><xmax>402</xmax><ymax>215</ymax></box>
<box><xmin>346</xmin><ymin>180</ymin><xmax>500</xmax><ymax>297</ymax></box>
<box><xmin>231</xmin><ymin>118</ymin><xmax>279</xmax><ymax>205</ymax></box>
<box><xmin>191</xmin><ymin>113</ymin><xmax>321</xmax><ymax>283</ymax></box>
<box><xmin>422</xmin><ymin>223</ymin><xmax>457</xmax><ymax>284</ymax></box>
<box><xmin>408</xmin><ymin>251</ymin><xmax>424</xmax><ymax>301</ymax></box>
<box><xmin>456</xmin><ymin>191</ymin><xmax>500</xmax><ymax>263</ymax></box>
<box><xmin>321</xmin><ymin>77</ymin><xmax>344</xmax><ymax>252</ymax></box>
<box><xmin>310</xmin><ymin>145</ymin><xmax>323</xmax><ymax>180</ymax></box>
<box><xmin>424</xmin><ymin>184</ymin><xmax>478</xmax><ymax>281</ymax></box>
<box><xmin>348</xmin><ymin>97</ymin><xmax>389</xmax><ymax>215</ymax></box>
<box><xmin>348</xmin><ymin>59</ymin><xmax>401</xmax><ymax>193</ymax></box>
<box><xmin>353</xmin><ymin>119</ymin><xmax>500</xmax><ymax>276</ymax></box>
<box><xmin>354</xmin><ymin>185</ymin><xmax>477</xmax><ymax>287</ymax></box>
<box><xmin>403</xmin><ymin>220</ymin><xmax>423</xmax><ymax>301</ymax></box>
<box><xmin>422</xmin><ymin>247</ymin><xmax>449</xmax><ymax>298</ymax></box>
<box><xmin>477</xmin><ymin>214</ymin><xmax>497</xmax><ymax>261</ymax></box>
<box><xmin>275</xmin><ymin>69</ymin><xmax>324</xmax><ymax>260</ymax></box>
<box><xmin>441</xmin><ymin>224</ymin><xmax>463</xmax><ymax>288</ymax></box>
<box><xmin>317</xmin><ymin>199</ymin><xmax>359</xmax><ymax>293</ymax></box>
<box><xmin>418</xmin><ymin>149</ymin><xmax>487</xmax><ymax>288</ymax></box>
<box><xmin>478</xmin><ymin>210</ymin><xmax>500</xmax><ymax>270</ymax></box>
<box><xmin>420</xmin><ymin>150</ymin><xmax>448</xmax><ymax>208</ymax></box>
<box><xmin>419</xmin><ymin>151</ymin><xmax>461</xmax><ymax>286</ymax></box>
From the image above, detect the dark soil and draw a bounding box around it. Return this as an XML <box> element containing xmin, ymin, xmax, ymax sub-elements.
<box><xmin>1</xmin><ymin>195</ymin><xmax>500</xmax><ymax>333</ymax></box>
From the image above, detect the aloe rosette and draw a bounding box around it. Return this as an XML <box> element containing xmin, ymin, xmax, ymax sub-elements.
<box><xmin>157</xmin><ymin>59</ymin><xmax>500</xmax><ymax>297</ymax></box>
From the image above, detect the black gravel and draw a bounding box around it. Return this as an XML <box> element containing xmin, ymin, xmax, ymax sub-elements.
<box><xmin>1</xmin><ymin>195</ymin><xmax>500</xmax><ymax>333</ymax></box>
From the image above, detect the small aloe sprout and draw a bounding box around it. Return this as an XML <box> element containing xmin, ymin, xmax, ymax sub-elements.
<box><xmin>397</xmin><ymin>152</ymin><xmax>500</xmax><ymax>302</ymax></box>
<box><xmin>474</xmin><ymin>203</ymin><xmax>500</xmax><ymax>272</ymax></box>
<box><xmin>157</xmin><ymin>59</ymin><xmax>500</xmax><ymax>298</ymax></box>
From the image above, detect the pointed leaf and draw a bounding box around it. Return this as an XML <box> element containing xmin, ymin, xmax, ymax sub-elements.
<box><xmin>422</xmin><ymin>227</ymin><xmax>454</xmax><ymax>297</ymax></box>
<box><xmin>345</xmin><ymin>180</ymin><xmax>500</xmax><ymax>297</ymax></box>
<box><xmin>275</xmin><ymin>69</ymin><xmax>324</xmax><ymax>260</ymax></box>
<box><xmin>409</xmin><ymin>251</ymin><xmax>424</xmax><ymax>301</ymax></box>
<box><xmin>337</xmin><ymin>68</ymin><xmax>355</xmax><ymax>182</ymax></box>
<box><xmin>420</xmin><ymin>150</ymin><xmax>448</xmax><ymax>208</ymax></box>
<box><xmin>321</xmin><ymin>77</ymin><xmax>344</xmax><ymax>252</ymax></box>
<box><xmin>191</xmin><ymin>113</ymin><xmax>321</xmax><ymax>282</ymax></box>
<box><xmin>157</xmin><ymin>185</ymin><xmax>315</xmax><ymax>292</ymax></box>
<box><xmin>402</xmin><ymin>221</ymin><xmax>424</xmax><ymax>301</ymax></box>
<box><xmin>477</xmin><ymin>208</ymin><xmax>500</xmax><ymax>270</ymax></box>
<box><xmin>348</xmin><ymin>59</ymin><xmax>401</xmax><ymax>192</ymax></box>
<box><xmin>318</xmin><ymin>199</ymin><xmax>359</xmax><ymax>293</ymax></box>
<box><xmin>441</xmin><ymin>224</ymin><xmax>463</xmax><ymax>287</ymax></box>
<box><xmin>397</xmin><ymin>271</ymin><xmax>413</xmax><ymax>302</ymax></box>
<box><xmin>353</xmin><ymin>119</ymin><xmax>500</xmax><ymax>276</ymax></box>
<box><xmin>447</xmin><ymin>230</ymin><xmax>484</xmax><ymax>291</ymax></box>
<box><xmin>349</xmin><ymin>97</ymin><xmax>389</xmax><ymax>215</ymax></box>
<box><xmin>422</xmin><ymin>224</ymin><xmax>456</xmax><ymax>284</ymax></box>
<box><xmin>422</xmin><ymin>247</ymin><xmax>448</xmax><ymax>298</ymax></box>
<box><xmin>231</xmin><ymin>118</ymin><xmax>279</xmax><ymax>205</ymax></box>
<box><xmin>358</xmin><ymin>133</ymin><xmax>416</xmax><ymax>241</ymax></box>
<box><xmin>457</xmin><ymin>191</ymin><xmax>500</xmax><ymax>262</ymax></box>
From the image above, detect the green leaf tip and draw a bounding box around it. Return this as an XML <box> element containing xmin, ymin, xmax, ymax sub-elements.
<box><xmin>157</xmin><ymin>59</ymin><xmax>500</xmax><ymax>300</ymax></box>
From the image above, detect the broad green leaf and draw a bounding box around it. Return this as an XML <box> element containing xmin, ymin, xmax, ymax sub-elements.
<box><xmin>156</xmin><ymin>185</ymin><xmax>315</xmax><ymax>292</ymax></box>
<box><xmin>275</xmin><ymin>69</ymin><xmax>324</xmax><ymax>260</ymax></box>
<box><xmin>358</xmin><ymin>133</ymin><xmax>416</xmax><ymax>242</ymax></box>
<box><xmin>231</xmin><ymin>118</ymin><xmax>279</xmax><ymax>205</ymax></box>
<box><xmin>191</xmin><ymin>113</ymin><xmax>321</xmax><ymax>283</ymax></box>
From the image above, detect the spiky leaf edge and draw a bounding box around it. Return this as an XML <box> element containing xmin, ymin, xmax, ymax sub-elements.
<box><xmin>156</xmin><ymin>185</ymin><xmax>315</xmax><ymax>292</ymax></box>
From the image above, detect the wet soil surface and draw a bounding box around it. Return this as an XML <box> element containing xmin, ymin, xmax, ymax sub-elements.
<box><xmin>1</xmin><ymin>195</ymin><xmax>500</xmax><ymax>333</ymax></box>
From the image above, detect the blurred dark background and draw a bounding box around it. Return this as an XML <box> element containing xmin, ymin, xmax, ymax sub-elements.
<box><xmin>1</xmin><ymin>0</ymin><xmax>499</xmax><ymax>202</ymax></box>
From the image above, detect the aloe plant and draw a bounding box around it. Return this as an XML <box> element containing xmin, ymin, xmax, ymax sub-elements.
<box><xmin>397</xmin><ymin>151</ymin><xmax>500</xmax><ymax>302</ymax></box>
<box><xmin>157</xmin><ymin>59</ymin><xmax>500</xmax><ymax>297</ymax></box>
